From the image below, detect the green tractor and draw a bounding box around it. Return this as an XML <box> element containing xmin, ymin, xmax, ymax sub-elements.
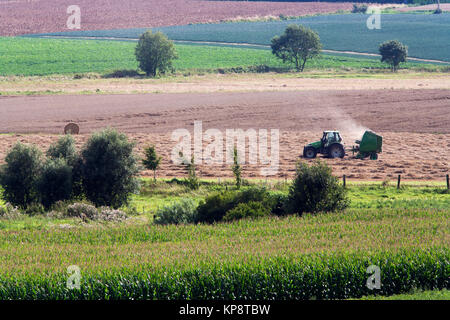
<box><xmin>303</xmin><ymin>130</ymin><xmax>382</xmax><ymax>160</ymax></box>
<box><xmin>303</xmin><ymin>131</ymin><xmax>345</xmax><ymax>159</ymax></box>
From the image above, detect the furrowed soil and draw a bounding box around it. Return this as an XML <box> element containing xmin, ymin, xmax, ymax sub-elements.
<box><xmin>0</xmin><ymin>83</ymin><xmax>448</xmax><ymax>180</ymax></box>
<box><xmin>0</xmin><ymin>0</ymin><xmax>352</xmax><ymax>36</ymax></box>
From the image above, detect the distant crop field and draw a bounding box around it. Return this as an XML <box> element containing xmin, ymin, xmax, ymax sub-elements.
<box><xmin>32</xmin><ymin>14</ymin><xmax>450</xmax><ymax>62</ymax></box>
<box><xmin>0</xmin><ymin>37</ymin><xmax>442</xmax><ymax>76</ymax></box>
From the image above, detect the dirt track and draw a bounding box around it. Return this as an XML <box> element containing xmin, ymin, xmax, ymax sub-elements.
<box><xmin>0</xmin><ymin>89</ymin><xmax>448</xmax><ymax>180</ymax></box>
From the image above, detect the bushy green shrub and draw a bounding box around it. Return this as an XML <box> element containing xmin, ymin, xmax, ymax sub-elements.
<box><xmin>47</xmin><ymin>135</ymin><xmax>83</xmax><ymax>198</ymax></box>
<box><xmin>269</xmin><ymin>191</ymin><xmax>289</xmax><ymax>216</ymax></box>
<box><xmin>47</xmin><ymin>135</ymin><xmax>78</xmax><ymax>165</ymax></box>
<box><xmin>223</xmin><ymin>201</ymin><xmax>270</xmax><ymax>222</ymax></box>
<box><xmin>80</xmin><ymin>128</ymin><xmax>140</xmax><ymax>208</ymax></box>
<box><xmin>0</xmin><ymin>143</ymin><xmax>42</xmax><ymax>208</ymax></box>
<box><xmin>135</xmin><ymin>31</ymin><xmax>177</xmax><ymax>77</ymax></box>
<box><xmin>38</xmin><ymin>158</ymin><xmax>73</xmax><ymax>209</ymax></box>
<box><xmin>195</xmin><ymin>187</ymin><xmax>275</xmax><ymax>223</ymax></box>
<box><xmin>284</xmin><ymin>160</ymin><xmax>349</xmax><ymax>215</ymax></box>
<box><xmin>154</xmin><ymin>199</ymin><xmax>198</xmax><ymax>225</ymax></box>
<box><xmin>24</xmin><ymin>203</ymin><xmax>45</xmax><ymax>216</ymax></box>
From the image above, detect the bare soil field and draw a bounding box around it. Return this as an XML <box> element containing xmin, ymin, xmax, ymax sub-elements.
<box><xmin>397</xmin><ymin>4</ymin><xmax>450</xmax><ymax>12</ymax></box>
<box><xmin>0</xmin><ymin>0</ymin><xmax>352</xmax><ymax>36</ymax></box>
<box><xmin>1</xmin><ymin>73</ymin><xmax>449</xmax><ymax>95</ymax></box>
<box><xmin>0</xmin><ymin>89</ymin><xmax>448</xmax><ymax>180</ymax></box>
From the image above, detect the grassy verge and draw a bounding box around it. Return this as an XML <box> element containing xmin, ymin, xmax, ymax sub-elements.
<box><xmin>0</xmin><ymin>37</ymin><xmax>448</xmax><ymax>77</ymax></box>
<box><xmin>359</xmin><ymin>289</ymin><xmax>450</xmax><ymax>300</ymax></box>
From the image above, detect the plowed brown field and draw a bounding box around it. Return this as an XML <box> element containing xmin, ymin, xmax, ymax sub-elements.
<box><xmin>0</xmin><ymin>88</ymin><xmax>448</xmax><ymax>180</ymax></box>
<box><xmin>0</xmin><ymin>0</ymin><xmax>352</xmax><ymax>36</ymax></box>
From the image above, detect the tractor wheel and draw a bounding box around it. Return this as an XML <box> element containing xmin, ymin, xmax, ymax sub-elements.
<box><xmin>303</xmin><ymin>147</ymin><xmax>317</xmax><ymax>159</ymax></box>
<box><xmin>329</xmin><ymin>144</ymin><xmax>345</xmax><ymax>159</ymax></box>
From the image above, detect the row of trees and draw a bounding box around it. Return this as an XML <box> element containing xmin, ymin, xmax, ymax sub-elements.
<box><xmin>0</xmin><ymin>129</ymin><xmax>140</xmax><ymax>210</ymax></box>
<box><xmin>0</xmin><ymin>130</ymin><xmax>257</xmax><ymax>211</ymax></box>
<box><xmin>136</xmin><ymin>26</ymin><xmax>408</xmax><ymax>76</ymax></box>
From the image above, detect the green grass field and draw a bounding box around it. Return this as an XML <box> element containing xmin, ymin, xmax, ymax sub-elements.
<box><xmin>0</xmin><ymin>179</ymin><xmax>448</xmax><ymax>299</ymax></box>
<box><xmin>29</xmin><ymin>13</ymin><xmax>450</xmax><ymax>62</ymax></box>
<box><xmin>0</xmin><ymin>37</ymin><xmax>446</xmax><ymax>77</ymax></box>
<box><xmin>359</xmin><ymin>289</ymin><xmax>450</xmax><ymax>300</ymax></box>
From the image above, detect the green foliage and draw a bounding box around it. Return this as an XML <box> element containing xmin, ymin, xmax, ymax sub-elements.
<box><xmin>0</xmin><ymin>37</ymin><xmax>446</xmax><ymax>78</ymax></box>
<box><xmin>379</xmin><ymin>40</ymin><xmax>408</xmax><ymax>72</ymax></box>
<box><xmin>38</xmin><ymin>158</ymin><xmax>73</xmax><ymax>209</ymax></box>
<box><xmin>181</xmin><ymin>154</ymin><xmax>199</xmax><ymax>190</ymax></box>
<box><xmin>271</xmin><ymin>24</ymin><xmax>322</xmax><ymax>71</ymax></box>
<box><xmin>46</xmin><ymin>135</ymin><xmax>78</xmax><ymax>165</ymax></box>
<box><xmin>195</xmin><ymin>187</ymin><xmax>275</xmax><ymax>223</ymax></box>
<box><xmin>23</xmin><ymin>203</ymin><xmax>45</xmax><ymax>216</ymax></box>
<box><xmin>223</xmin><ymin>201</ymin><xmax>270</xmax><ymax>222</ymax></box>
<box><xmin>80</xmin><ymin>128</ymin><xmax>140</xmax><ymax>208</ymax></box>
<box><xmin>285</xmin><ymin>160</ymin><xmax>349</xmax><ymax>215</ymax></box>
<box><xmin>0</xmin><ymin>143</ymin><xmax>42</xmax><ymax>208</ymax></box>
<box><xmin>154</xmin><ymin>199</ymin><xmax>198</xmax><ymax>225</ymax></box>
<box><xmin>46</xmin><ymin>135</ymin><xmax>83</xmax><ymax>198</ymax></box>
<box><xmin>142</xmin><ymin>145</ymin><xmax>161</xmax><ymax>180</ymax></box>
<box><xmin>231</xmin><ymin>147</ymin><xmax>242</xmax><ymax>190</ymax></box>
<box><xmin>0</xmin><ymin>248</ymin><xmax>447</xmax><ymax>300</ymax></box>
<box><xmin>135</xmin><ymin>31</ymin><xmax>178</xmax><ymax>76</ymax></box>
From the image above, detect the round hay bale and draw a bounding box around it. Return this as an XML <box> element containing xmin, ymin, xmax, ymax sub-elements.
<box><xmin>64</xmin><ymin>123</ymin><xmax>79</xmax><ymax>135</ymax></box>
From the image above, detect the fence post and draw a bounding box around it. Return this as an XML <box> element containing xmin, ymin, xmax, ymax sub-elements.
<box><xmin>397</xmin><ymin>175</ymin><xmax>401</xmax><ymax>189</ymax></box>
<box><xmin>343</xmin><ymin>174</ymin><xmax>346</xmax><ymax>188</ymax></box>
<box><xmin>447</xmin><ymin>174</ymin><xmax>449</xmax><ymax>190</ymax></box>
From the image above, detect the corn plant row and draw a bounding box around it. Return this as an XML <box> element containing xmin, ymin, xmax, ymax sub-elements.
<box><xmin>0</xmin><ymin>247</ymin><xmax>447</xmax><ymax>300</ymax></box>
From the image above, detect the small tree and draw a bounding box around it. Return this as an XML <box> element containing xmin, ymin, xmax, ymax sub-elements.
<box><xmin>232</xmin><ymin>146</ymin><xmax>242</xmax><ymax>190</ymax></box>
<box><xmin>284</xmin><ymin>160</ymin><xmax>349</xmax><ymax>215</ymax></box>
<box><xmin>81</xmin><ymin>128</ymin><xmax>140</xmax><ymax>208</ymax></box>
<box><xmin>0</xmin><ymin>143</ymin><xmax>42</xmax><ymax>208</ymax></box>
<box><xmin>179</xmin><ymin>152</ymin><xmax>199</xmax><ymax>190</ymax></box>
<box><xmin>47</xmin><ymin>135</ymin><xmax>83</xmax><ymax>198</ymax></box>
<box><xmin>186</xmin><ymin>155</ymin><xmax>199</xmax><ymax>190</ymax></box>
<box><xmin>142</xmin><ymin>145</ymin><xmax>161</xmax><ymax>181</ymax></box>
<box><xmin>38</xmin><ymin>158</ymin><xmax>73</xmax><ymax>209</ymax></box>
<box><xmin>379</xmin><ymin>40</ymin><xmax>408</xmax><ymax>72</ymax></box>
<box><xmin>271</xmin><ymin>24</ymin><xmax>322</xmax><ymax>72</ymax></box>
<box><xmin>47</xmin><ymin>135</ymin><xmax>78</xmax><ymax>165</ymax></box>
<box><xmin>135</xmin><ymin>31</ymin><xmax>178</xmax><ymax>77</ymax></box>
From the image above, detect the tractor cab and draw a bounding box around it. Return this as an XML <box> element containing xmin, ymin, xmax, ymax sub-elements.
<box><xmin>321</xmin><ymin>131</ymin><xmax>342</xmax><ymax>148</ymax></box>
<box><xmin>303</xmin><ymin>130</ymin><xmax>345</xmax><ymax>159</ymax></box>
